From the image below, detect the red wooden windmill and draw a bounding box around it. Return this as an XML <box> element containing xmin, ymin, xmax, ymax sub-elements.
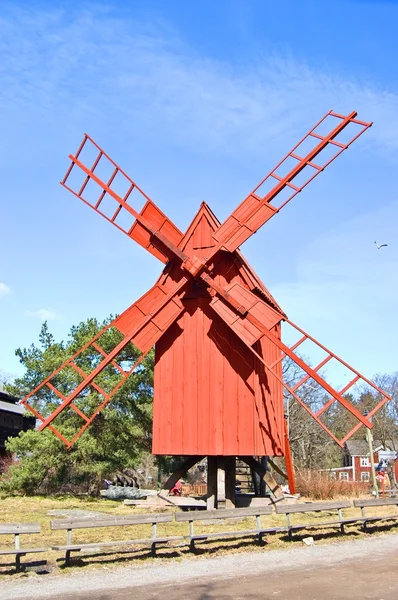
<box><xmin>21</xmin><ymin>110</ymin><xmax>390</xmax><ymax>506</ymax></box>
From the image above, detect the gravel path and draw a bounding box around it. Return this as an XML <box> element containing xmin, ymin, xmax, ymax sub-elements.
<box><xmin>3</xmin><ymin>533</ymin><xmax>398</xmax><ymax>600</ymax></box>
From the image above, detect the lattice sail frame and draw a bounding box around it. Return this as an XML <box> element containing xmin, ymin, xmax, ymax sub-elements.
<box><xmin>61</xmin><ymin>134</ymin><xmax>184</xmax><ymax>263</ymax></box>
<box><xmin>211</xmin><ymin>111</ymin><xmax>372</xmax><ymax>253</ymax></box>
<box><xmin>209</xmin><ymin>283</ymin><xmax>391</xmax><ymax>446</ymax></box>
<box><xmin>21</xmin><ymin>109</ymin><xmax>392</xmax><ymax>449</ymax></box>
<box><xmin>21</xmin><ymin>279</ymin><xmax>187</xmax><ymax>448</ymax></box>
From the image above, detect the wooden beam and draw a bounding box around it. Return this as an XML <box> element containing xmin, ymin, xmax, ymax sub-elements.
<box><xmin>239</xmin><ymin>456</ymin><xmax>284</xmax><ymax>501</ymax></box>
<box><xmin>160</xmin><ymin>455</ymin><xmax>204</xmax><ymax>492</ymax></box>
<box><xmin>207</xmin><ymin>456</ymin><xmax>218</xmax><ymax>509</ymax></box>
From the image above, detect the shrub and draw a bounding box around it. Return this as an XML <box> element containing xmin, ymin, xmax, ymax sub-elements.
<box><xmin>296</xmin><ymin>469</ymin><xmax>369</xmax><ymax>500</ymax></box>
<box><xmin>0</xmin><ymin>453</ymin><xmax>13</xmax><ymax>476</ymax></box>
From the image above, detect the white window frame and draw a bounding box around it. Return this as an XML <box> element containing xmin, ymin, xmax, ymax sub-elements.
<box><xmin>361</xmin><ymin>472</ymin><xmax>370</xmax><ymax>482</ymax></box>
<box><xmin>339</xmin><ymin>472</ymin><xmax>349</xmax><ymax>481</ymax></box>
<box><xmin>360</xmin><ymin>456</ymin><xmax>370</xmax><ymax>467</ymax></box>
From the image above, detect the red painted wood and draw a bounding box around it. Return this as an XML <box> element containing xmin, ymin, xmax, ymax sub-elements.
<box><xmin>61</xmin><ymin>134</ymin><xmax>184</xmax><ymax>264</ymax></box>
<box><xmin>23</xmin><ymin>113</ymin><xmax>389</xmax><ymax>455</ymax></box>
<box><xmin>152</xmin><ymin>203</ymin><xmax>284</xmax><ymax>456</ymax></box>
<box><xmin>284</xmin><ymin>418</ymin><xmax>296</xmax><ymax>494</ymax></box>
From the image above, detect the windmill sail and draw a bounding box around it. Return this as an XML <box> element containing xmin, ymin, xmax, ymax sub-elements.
<box><xmin>211</xmin><ymin>111</ymin><xmax>372</xmax><ymax>253</ymax></box>
<box><xmin>209</xmin><ymin>282</ymin><xmax>391</xmax><ymax>445</ymax></box>
<box><xmin>61</xmin><ymin>134</ymin><xmax>184</xmax><ymax>263</ymax></box>
<box><xmin>21</xmin><ymin>279</ymin><xmax>187</xmax><ymax>447</ymax></box>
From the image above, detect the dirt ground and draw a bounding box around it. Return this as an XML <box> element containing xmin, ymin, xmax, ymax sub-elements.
<box><xmin>3</xmin><ymin>532</ymin><xmax>398</xmax><ymax>600</ymax></box>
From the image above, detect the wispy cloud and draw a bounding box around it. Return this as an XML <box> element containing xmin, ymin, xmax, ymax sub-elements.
<box><xmin>0</xmin><ymin>282</ymin><xmax>12</xmax><ymax>299</ymax></box>
<box><xmin>1</xmin><ymin>4</ymin><xmax>398</xmax><ymax>167</ymax></box>
<box><xmin>0</xmin><ymin>3</ymin><xmax>397</xmax><ymax>382</ymax></box>
<box><xmin>25</xmin><ymin>308</ymin><xmax>58</xmax><ymax>321</ymax></box>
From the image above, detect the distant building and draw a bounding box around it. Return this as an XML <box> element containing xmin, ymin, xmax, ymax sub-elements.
<box><xmin>320</xmin><ymin>439</ymin><xmax>398</xmax><ymax>482</ymax></box>
<box><xmin>0</xmin><ymin>390</ymin><xmax>35</xmax><ymax>457</ymax></box>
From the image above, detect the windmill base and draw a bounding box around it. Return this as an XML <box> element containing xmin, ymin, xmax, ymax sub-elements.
<box><xmin>160</xmin><ymin>455</ymin><xmax>286</xmax><ymax>508</ymax></box>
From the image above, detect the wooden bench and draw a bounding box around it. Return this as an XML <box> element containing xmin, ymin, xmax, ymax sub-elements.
<box><xmin>275</xmin><ymin>501</ymin><xmax>358</xmax><ymax>538</ymax></box>
<box><xmin>0</xmin><ymin>523</ymin><xmax>47</xmax><ymax>571</ymax></box>
<box><xmin>51</xmin><ymin>512</ymin><xmax>184</xmax><ymax>564</ymax></box>
<box><xmin>175</xmin><ymin>506</ymin><xmax>283</xmax><ymax>549</ymax></box>
<box><xmin>353</xmin><ymin>497</ymin><xmax>398</xmax><ymax>531</ymax></box>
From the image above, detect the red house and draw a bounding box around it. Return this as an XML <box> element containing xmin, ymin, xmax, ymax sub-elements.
<box><xmin>322</xmin><ymin>440</ymin><xmax>398</xmax><ymax>482</ymax></box>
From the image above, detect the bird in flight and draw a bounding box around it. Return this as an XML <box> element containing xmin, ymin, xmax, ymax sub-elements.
<box><xmin>374</xmin><ymin>241</ymin><xmax>388</xmax><ymax>249</ymax></box>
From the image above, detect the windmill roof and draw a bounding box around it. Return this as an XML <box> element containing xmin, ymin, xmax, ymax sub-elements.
<box><xmin>178</xmin><ymin>202</ymin><xmax>286</xmax><ymax>316</ymax></box>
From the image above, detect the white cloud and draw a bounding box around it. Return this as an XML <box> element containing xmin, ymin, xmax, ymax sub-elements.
<box><xmin>1</xmin><ymin>5</ymin><xmax>398</xmax><ymax>167</ymax></box>
<box><xmin>25</xmin><ymin>308</ymin><xmax>58</xmax><ymax>321</ymax></box>
<box><xmin>0</xmin><ymin>282</ymin><xmax>12</xmax><ymax>299</ymax></box>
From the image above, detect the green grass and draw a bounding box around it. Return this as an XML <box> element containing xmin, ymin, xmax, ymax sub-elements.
<box><xmin>0</xmin><ymin>495</ymin><xmax>397</xmax><ymax>578</ymax></box>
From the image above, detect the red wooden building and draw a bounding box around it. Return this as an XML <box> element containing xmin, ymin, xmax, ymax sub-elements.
<box><xmin>152</xmin><ymin>203</ymin><xmax>285</xmax><ymax>457</ymax></box>
<box><xmin>322</xmin><ymin>440</ymin><xmax>398</xmax><ymax>482</ymax></box>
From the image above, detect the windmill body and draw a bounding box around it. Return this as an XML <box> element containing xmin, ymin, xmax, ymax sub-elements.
<box><xmin>153</xmin><ymin>203</ymin><xmax>284</xmax><ymax>457</ymax></box>
<box><xmin>20</xmin><ymin>110</ymin><xmax>392</xmax><ymax>507</ymax></box>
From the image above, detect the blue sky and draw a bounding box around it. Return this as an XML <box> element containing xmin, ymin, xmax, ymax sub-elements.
<box><xmin>1</xmin><ymin>0</ymin><xmax>397</xmax><ymax>388</ymax></box>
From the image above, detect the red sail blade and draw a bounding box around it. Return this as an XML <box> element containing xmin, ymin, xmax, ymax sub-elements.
<box><xmin>212</xmin><ymin>111</ymin><xmax>372</xmax><ymax>252</ymax></box>
<box><xmin>21</xmin><ymin>278</ymin><xmax>188</xmax><ymax>448</ymax></box>
<box><xmin>209</xmin><ymin>283</ymin><xmax>391</xmax><ymax>445</ymax></box>
<box><xmin>61</xmin><ymin>134</ymin><xmax>184</xmax><ymax>263</ymax></box>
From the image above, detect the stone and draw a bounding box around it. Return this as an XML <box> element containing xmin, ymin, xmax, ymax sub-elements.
<box><xmin>100</xmin><ymin>485</ymin><xmax>157</xmax><ymax>500</ymax></box>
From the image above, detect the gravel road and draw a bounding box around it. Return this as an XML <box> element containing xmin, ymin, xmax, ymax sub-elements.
<box><xmin>2</xmin><ymin>533</ymin><xmax>398</xmax><ymax>600</ymax></box>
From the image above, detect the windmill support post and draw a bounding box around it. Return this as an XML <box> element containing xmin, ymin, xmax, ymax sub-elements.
<box><xmin>159</xmin><ymin>456</ymin><xmax>204</xmax><ymax>494</ymax></box>
<box><xmin>284</xmin><ymin>417</ymin><xmax>297</xmax><ymax>495</ymax></box>
<box><xmin>160</xmin><ymin>455</ymin><xmax>282</xmax><ymax>508</ymax></box>
<box><xmin>208</xmin><ymin>456</ymin><xmax>237</xmax><ymax>509</ymax></box>
<box><xmin>365</xmin><ymin>426</ymin><xmax>379</xmax><ymax>498</ymax></box>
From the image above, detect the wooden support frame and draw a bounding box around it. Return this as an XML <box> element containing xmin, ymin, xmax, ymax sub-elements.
<box><xmin>0</xmin><ymin>523</ymin><xmax>46</xmax><ymax>572</ymax></box>
<box><xmin>160</xmin><ymin>455</ymin><xmax>283</xmax><ymax>509</ymax></box>
<box><xmin>239</xmin><ymin>456</ymin><xmax>284</xmax><ymax>502</ymax></box>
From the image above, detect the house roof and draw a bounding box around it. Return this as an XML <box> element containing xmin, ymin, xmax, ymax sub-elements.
<box><xmin>0</xmin><ymin>399</ymin><xmax>25</xmax><ymax>415</ymax></box>
<box><xmin>0</xmin><ymin>390</ymin><xmax>19</xmax><ymax>404</ymax></box>
<box><xmin>345</xmin><ymin>439</ymin><xmax>397</xmax><ymax>455</ymax></box>
<box><xmin>0</xmin><ymin>390</ymin><xmax>34</xmax><ymax>418</ymax></box>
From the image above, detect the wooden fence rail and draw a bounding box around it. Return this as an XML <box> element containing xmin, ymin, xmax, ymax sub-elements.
<box><xmin>2</xmin><ymin>497</ymin><xmax>398</xmax><ymax>570</ymax></box>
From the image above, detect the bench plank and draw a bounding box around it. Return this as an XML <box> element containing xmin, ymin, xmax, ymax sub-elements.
<box><xmin>288</xmin><ymin>520</ymin><xmax>344</xmax><ymax>530</ymax></box>
<box><xmin>353</xmin><ymin>498</ymin><xmax>398</xmax><ymax>508</ymax></box>
<box><xmin>0</xmin><ymin>548</ymin><xmax>47</xmax><ymax>555</ymax></box>
<box><xmin>175</xmin><ymin>506</ymin><xmax>272</xmax><ymax>522</ymax></box>
<box><xmin>362</xmin><ymin>515</ymin><xmax>398</xmax><ymax>523</ymax></box>
<box><xmin>191</xmin><ymin>528</ymin><xmax>259</xmax><ymax>540</ymax></box>
<box><xmin>0</xmin><ymin>523</ymin><xmax>41</xmax><ymax>535</ymax></box>
<box><xmin>52</xmin><ymin>536</ymin><xmax>184</xmax><ymax>551</ymax></box>
<box><xmin>51</xmin><ymin>512</ymin><xmax>173</xmax><ymax>530</ymax></box>
<box><xmin>276</xmin><ymin>501</ymin><xmax>351</xmax><ymax>514</ymax></box>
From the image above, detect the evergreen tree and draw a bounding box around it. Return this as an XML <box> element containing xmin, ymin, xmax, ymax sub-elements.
<box><xmin>1</xmin><ymin>318</ymin><xmax>154</xmax><ymax>495</ymax></box>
